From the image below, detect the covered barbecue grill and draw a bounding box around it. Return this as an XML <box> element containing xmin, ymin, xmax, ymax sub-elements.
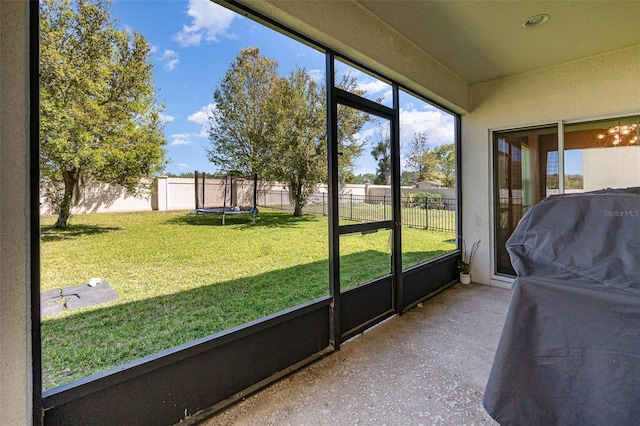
<box><xmin>484</xmin><ymin>188</ymin><xmax>640</xmax><ymax>425</ymax></box>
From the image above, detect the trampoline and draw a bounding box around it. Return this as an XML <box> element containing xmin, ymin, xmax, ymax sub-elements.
<box><xmin>191</xmin><ymin>172</ymin><xmax>259</xmax><ymax>225</ymax></box>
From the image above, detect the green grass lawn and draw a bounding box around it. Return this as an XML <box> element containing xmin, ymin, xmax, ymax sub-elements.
<box><xmin>40</xmin><ymin>209</ymin><xmax>454</xmax><ymax>390</ymax></box>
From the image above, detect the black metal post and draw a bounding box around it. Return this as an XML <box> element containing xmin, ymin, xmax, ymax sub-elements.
<box><xmin>253</xmin><ymin>173</ymin><xmax>258</xmax><ymax>210</ymax></box>
<box><xmin>327</xmin><ymin>51</ymin><xmax>341</xmax><ymax>349</ymax></box>
<box><xmin>194</xmin><ymin>171</ymin><xmax>198</xmax><ymax>209</ymax></box>
<box><xmin>425</xmin><ymin>196</ymin><xmax>429</xmax><ymax>230</ymax></box>
<box><xmin>223</xmin><ymin>176</ymin><xmax>228</xmax><ymax>225</ymax></box>
<box><xmin>391</xmin><ymin>84</ymin><xmax>403</xmax><ymax>314</ymax></box>
<box><xmin>30</xmin><ymin>0</ymin><xmax>44</xmax><ymax>420</ymax></box>
<box><xmin>202</xmin><ymin>172</ymin><xmax>206</xmax><ymax>208</ymax></box>
<box><xmin>384</xmin><ymin>195</ymin><xmax>387</xmax><ymax>220</ymax></box>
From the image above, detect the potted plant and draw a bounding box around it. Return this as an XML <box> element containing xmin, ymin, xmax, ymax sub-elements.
<box><xmin>457</xmin><ymin>237</ymin><xmax>480</xmax><ymax>284</ymax></box>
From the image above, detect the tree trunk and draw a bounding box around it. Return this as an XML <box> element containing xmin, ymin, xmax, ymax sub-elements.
<box><xmin>293</xmin><ymin>201</ymin><xmax>303</xmax><ymax>216</ymax></box>
<box><xmin>54</xmin><ymin>169</ymin><xmax>79</xmax><ymax>228</ymax></box>
<box><xmin>291</xmin><ymin>180</ymin><xmax>303</xmax><ymax>216</ymax></box>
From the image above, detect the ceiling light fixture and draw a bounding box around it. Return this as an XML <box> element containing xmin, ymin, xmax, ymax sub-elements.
<box><xmin>522</xmin><ymin>14</ymin><xmax>550</xmax><ymax>28</ymax></box>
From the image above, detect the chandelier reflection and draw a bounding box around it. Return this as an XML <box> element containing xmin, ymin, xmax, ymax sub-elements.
<box><xmin>598</xmin><ymin>123</ymin><xmax>639</xmax><ymax>146</ymax></box>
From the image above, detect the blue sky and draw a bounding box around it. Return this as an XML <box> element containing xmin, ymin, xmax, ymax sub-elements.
<box><xmin>111</xmin><ymin>0</ymin><xmax>455</xmax><ymax>176</ymax></box>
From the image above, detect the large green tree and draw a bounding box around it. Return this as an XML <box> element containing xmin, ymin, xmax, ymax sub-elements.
<box><xmin>404</xmin><ymin>132</ymin><xmax>433</xmax><ymax>183</ymax></box>
<box><xmin>208</xmin><ymin>48</ymin><xmax>368</xmax><ymax>215</ymax></box>
<box><xmin>206</xmin><ymin>47</ymin><xmax>280</xmax><ymax>176</ymax></box>
<box><xmin>403</xmin><ymin>133</ymin><xmax>456</xmax><ymax>187</ymax></box>
<box><xmin>372</xmin><ymin>137</ymin><xmax>391</xmax><ymax>185</ymax></box>
<box><xmin>270</xmin><ymin>68</ymin><xmax>326</xmax><ymax>215</ymax></box>
<box><xmin>352</xmin><ymin>173</ymin><xmax>378</xmax><ymax>184</ymax></box>
<box><xmin>433</xmin><ymin>143</ymin><xmax>455</xmax><ymax>187</ymax></box>
<box><xmin>272</xmin><ymin>70</ymin><xmax>369</xmax><ymax>214</ymax></box>
<box><xmin>40</xmin><ymin>0</ymin><xmax>166</xmax><ymax>228</ymax></box>
<box><xmin>334</xmin><ymin>74</ymin><xmax>369</xmax><ymax>185</ymax></box>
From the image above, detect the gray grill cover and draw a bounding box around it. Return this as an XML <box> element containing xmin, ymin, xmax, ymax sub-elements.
<box><xmin>484</xmin><ymin>188</ymin><xmax>640</xmax><ymax>425</ymax></box>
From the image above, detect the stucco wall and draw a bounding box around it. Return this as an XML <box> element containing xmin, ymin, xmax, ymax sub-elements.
<box><xmin>463</xmin><ymin>45</ymin><xmax>640</xmax><ymax>287</ymax></box>
<box><xmin>0</xmin><ymin>1</ymin><xmax>33</xmax><ymax>424</ymax></box>
<box><xmin>40</xmin><ymin>180</ymin><xmax>155</xmax><ymax>215</ymax></box>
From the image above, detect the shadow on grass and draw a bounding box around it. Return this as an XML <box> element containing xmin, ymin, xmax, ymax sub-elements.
<box><xmin>166</xmin><ymin>210</ymin><xmax>319</xmax><ymax>229</ymax></box>
<box><xmin>41</xmin><ymin>248</ymin><xmax>448</xmax><ymax>391</ymax></box>
<box><xmin>41</xmin><ymin>224</ymin><xmax>122</xmax><ymax>243</ymax></box>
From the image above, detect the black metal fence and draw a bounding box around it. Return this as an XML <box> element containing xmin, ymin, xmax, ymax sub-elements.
<box><xmin>257</xmin><ymin>190</ymin><xmax>456</xmax><ymax>232</ymax></box>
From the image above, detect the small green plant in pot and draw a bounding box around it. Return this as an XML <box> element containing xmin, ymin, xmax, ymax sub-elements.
<box><xmin>457</xmin><ymin>237</ymin><xmax>480</xmax><ymax>284</ymax></box>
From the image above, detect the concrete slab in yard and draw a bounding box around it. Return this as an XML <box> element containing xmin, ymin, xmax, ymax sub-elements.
<box><xmin>41</xmin><ymin>282</ymin><xmax>118</xmax><ymax>317</ymax></box>
<box><xmin>41</xmin><ymin>288</ymin><xmax>64</xmax><ymax>317</ymax></box>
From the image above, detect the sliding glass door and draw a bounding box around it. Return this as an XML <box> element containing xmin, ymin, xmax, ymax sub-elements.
<box><xmin>493</xmin><ymin>125</ymin><xmax>558</xmax><ymax>276</ymax></box>
<box><xmin>493</xmin><ymin>115</ymin><xmax>640</xmax><ymax>277</ymax></box>
<box><xmin>564</xmin><ymin>117</ymin><xmax>640</xmax><ymax>191</ymax></box>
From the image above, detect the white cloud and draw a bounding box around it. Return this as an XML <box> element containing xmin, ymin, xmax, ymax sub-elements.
<box><xmin>359</xmin><ymin>126</ymin><xmax>383</xmax><ymax>142</ymax></box>
<box><xmin>174</xmin><ymin>0</ymin><xmax>236</xmax><ymax>47</ymax></box>
<box><xmin>308</xmin><ymin>69</ymin><xmax>326</xmax><ymax>83</ymax></box>
<box><xmin>399</xmin><ymin>106</ymin><xmax>455</xmax><ymax>146</ymax></box>
<box><xmin>178</xmin><ymin>163</ymin><xmax>190</xmax><ymax>170</ymax></box>
<box><xmin>187</xmin><ymin>111</ymin><xmax>208</xmax><ymax>125</ymax></box>
<box><xmin>171</xmin><ymin>138</ymin><xmax>193</xmax><ymax>146</ymax></box>
<box><xmin>160</xmin><ymin>113</ymin><xmax>176</xmax><ymax>124</ymax></box>
<box><xmin>158</xmin><ymin>49</ymin><xmax>179</xmax><ymax>71</ymax></box>
<box><xmin>161</xmin><ymin>49</ymin><xmax>178</xmax><ymax>60</ymax></box>
<box><xmin>172</xmin><ymin>132</ymin><xmax>191</xmax><ymax>139</ymax></box>
<box><xmin>339</xmin><ymin>68</ymin><xmax>390</xmax><ymax>99</ymax></box>
<box><xmin>197</xmin><ymin>127</ymin><xmax>209</xmax><ymax>138</ymax></box>
<box><xmin>357</xmin><ymin>80</ymin><xmax>390</xmax><ymax>97</ymax></box>
<box><xmin>165</xmin><ymin>59</ymin><xmax>179</xmax><ymax>71</ymax></box>
<box><xmin>188</xmin><ymin>103</ymin><xmax>215</xmax><ymax>126</ymax></box>
<box><xmin>169</xmin><ymin>126</ymin><xmax>210</xmax><ymax>146</ymax></box>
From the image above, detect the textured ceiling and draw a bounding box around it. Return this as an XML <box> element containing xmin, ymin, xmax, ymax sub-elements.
<box><xmin>357</xmin><ymin>1</ymin><xmax>640</xmax><ymax>85</ymax></box>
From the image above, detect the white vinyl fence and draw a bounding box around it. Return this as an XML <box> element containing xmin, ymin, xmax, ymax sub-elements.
<box><xmin>40</xmin><ymin>177</ymin><xmax>456</xmax><ymax>222</ymax></box>
<box><xmin>40</xmin><ymin>177</ymin><xmax>193</xmax><ymax>215</ymax></box>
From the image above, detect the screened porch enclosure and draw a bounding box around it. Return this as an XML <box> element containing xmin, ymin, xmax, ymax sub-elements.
<box><xmin>4</xmin><ymin>1</ymin><xmax>634</xmax><ymax>425</ymax></box>
<box><xmin>39</xmin><ymin>2</ymin><xmax>461</xmax><ymax>423</ymax></box>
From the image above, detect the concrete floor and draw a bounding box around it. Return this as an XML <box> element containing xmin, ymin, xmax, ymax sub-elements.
<box><xmin>202</xmin><ymin>283</ymin><xmax>512</xmax><ymax>426</ymax></box>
